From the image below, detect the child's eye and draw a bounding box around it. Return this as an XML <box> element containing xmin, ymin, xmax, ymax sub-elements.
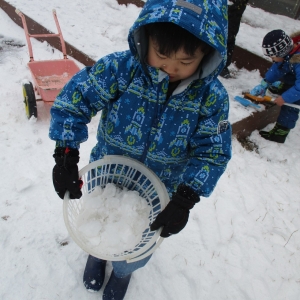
<box><xmin>181</xmin><ymin>62</ymin><xmax>193</xmax><ymax>66</ymax></box>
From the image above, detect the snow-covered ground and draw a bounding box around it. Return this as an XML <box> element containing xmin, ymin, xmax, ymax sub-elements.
<box><xmin>1</xmin><ymin>1</ymin><xmax>300</xmax><ymax>299</ymax></box>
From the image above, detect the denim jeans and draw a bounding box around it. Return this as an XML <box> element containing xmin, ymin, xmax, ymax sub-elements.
<box><xmin>277</xmin><ymin>101</ymin><xmax>300</xmax><ymax>129</ymax></box>
<box><xmin>269</xmin><ymin>83</ymin><xmax>300</xmax><ymax>129</ymax></box>
<box><xmin>112</xmin><ymin>254</ymin><xmax>152</xmax><ymax>277</ymax></box>
<box><xmin>91</xmin><ymin>254</ymin><xmax>152</xmax><ymax>278</ymax></box>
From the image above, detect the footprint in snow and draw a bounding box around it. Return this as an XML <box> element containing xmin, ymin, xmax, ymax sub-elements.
<box><xmin>15</xmin><ymin>177</ymin><xmax>33</xmax><ymax>192</ymax></box>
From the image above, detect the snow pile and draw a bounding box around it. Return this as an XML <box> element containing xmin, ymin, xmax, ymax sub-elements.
<box><xmin>77</xmin><ymin>183</ymin><xmax>151</xmax><ymax>254</ymax></box>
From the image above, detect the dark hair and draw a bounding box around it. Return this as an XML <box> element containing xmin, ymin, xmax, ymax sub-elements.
<box><xmin>144</xmin><ymin>22</ymin><xmax>213</xmax><ymax>57</ymax></box>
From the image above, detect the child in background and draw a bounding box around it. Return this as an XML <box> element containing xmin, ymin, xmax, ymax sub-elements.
<box><xmin>220</xmin><ymin>0</ymin><xmax>249</xmax><ymax>78</ymax></box>
<box><xmin>250</xmin><ymin>29</ymin><xmax>300</xmax><ymax>143</ymax></box>
<box><xmin>49</xmin><ymin>0</ymin><xmax>231</xmax><ymax>299</ymax></box>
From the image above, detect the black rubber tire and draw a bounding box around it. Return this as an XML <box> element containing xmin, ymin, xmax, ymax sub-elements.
<box><xmin>22</xmin><ymin>82</ymin><xmax>37</xmax><ymax>119</ymax></box>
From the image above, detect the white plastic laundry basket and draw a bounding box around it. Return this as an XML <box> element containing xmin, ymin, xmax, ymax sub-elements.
<box><xmin>63</xmin><ymin>155</ymin><xmax>170</xmax><ymax>263</ymax></box>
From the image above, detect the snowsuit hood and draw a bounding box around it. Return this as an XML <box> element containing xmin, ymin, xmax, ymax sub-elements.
<box><xmin>290</xmin><ymin>31</ymin><xmax>300</xmax><ymax>64</ymax></box>
<box><xmin>128</xmin><ymin>0</ymin><xmax>228</xmax><ymax>80</ymax></box>
<box><xmin>49</xmin><ymin>0</ymin><xmax>232</xmax><ymax>198</ymax></box>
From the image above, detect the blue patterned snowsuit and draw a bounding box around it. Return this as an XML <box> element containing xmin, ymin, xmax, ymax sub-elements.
<box><xmin>49</xmin><ymin>0</ymin><xmax>232</xmax><ymax>198</ymax></box>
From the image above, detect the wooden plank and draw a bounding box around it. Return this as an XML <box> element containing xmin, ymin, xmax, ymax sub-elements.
<box><xmin>117</xmin><ymin>0</ymin><xmax>145</xmax><ymax>7</ymax></box>
<box><xmin>232</xmin><ymin>105</ymin><xmax>280</xmax><ymax>139</ymax></box>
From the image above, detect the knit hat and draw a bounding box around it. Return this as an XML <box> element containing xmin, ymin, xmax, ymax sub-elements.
<box><xmin>262</xmin><ymin>29</ymin><xmax>293</xmax><ymax>57</ymax></box>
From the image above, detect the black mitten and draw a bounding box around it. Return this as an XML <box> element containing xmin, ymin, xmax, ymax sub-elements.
<box><xmin>150</xmin><ymin>184</ymin><xmax>200</xmax><ymax>238</ymax></box>
<box><xmin>52</xmin><ymin>147</ymin><xmax>82</xmax><ymax>199</ymax></box>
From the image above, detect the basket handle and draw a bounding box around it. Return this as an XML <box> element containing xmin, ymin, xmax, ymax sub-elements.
<box><xmin>126</xmin><ymin>236</ymin><xmax>164</xmax><ymax>263</ymax></box>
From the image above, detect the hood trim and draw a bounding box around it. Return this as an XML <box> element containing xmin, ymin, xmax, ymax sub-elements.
<box><xmin>290</xmin><ymin>53</ymin><xmax>300</xmax><ymax>64</ymax></box>
<box><xmin>173</xmin><ymin>69</ymin><xmax>201</xmax><ymax>95</ymax></box>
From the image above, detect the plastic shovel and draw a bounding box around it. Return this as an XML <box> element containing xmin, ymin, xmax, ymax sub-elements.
<box><xmin>234</xmin><ymin>96</ymin><xmax>261</xmax><ymax>110</ymax></box>
<box><xmin>243</xmin><ymin>93</ymin><xmax>300</xmax><ymax>109</ymax></box>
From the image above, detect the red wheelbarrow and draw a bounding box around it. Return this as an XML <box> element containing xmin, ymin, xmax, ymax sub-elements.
<box><xmin>16</xmin><ymin>9</ymin><xmax>80</xmax><ymax>119</ymax></box>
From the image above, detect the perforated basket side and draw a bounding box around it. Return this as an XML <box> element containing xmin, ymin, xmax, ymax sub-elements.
<box><xmin>63</xmin><ymin>155</ymin><xmax>170</xmax><ymax>261</ymax></box>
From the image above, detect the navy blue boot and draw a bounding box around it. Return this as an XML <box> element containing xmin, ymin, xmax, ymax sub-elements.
<box><xmin>102</xmin><ymin>271</ymin><xmax>132</xmax><ymax>300</ymax></box>
<box><xmin>83</xmin><ymin>255</ymin><xmax>107</xmax><ymax>292</ymax></box>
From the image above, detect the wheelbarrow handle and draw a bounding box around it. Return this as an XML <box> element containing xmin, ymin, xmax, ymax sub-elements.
<box><xmin>15</xmin><ymin>9</ymin><xmax>34</xmax><ymax>61</ymax></box>
<box><xmin>15</xmin><ymin>8</ymin><xmax>68</xmax><ymax>61</ymax></box>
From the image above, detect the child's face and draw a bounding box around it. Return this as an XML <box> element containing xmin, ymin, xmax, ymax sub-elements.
<box><xmin>147</xmin><ymin>37</ymin><xmax>205</xmax><ymax>82</ymax></box>
<box><xmin>271</xmin><ymin>56</ymin><xmax>284</xmax><ymax>63</ymax></box>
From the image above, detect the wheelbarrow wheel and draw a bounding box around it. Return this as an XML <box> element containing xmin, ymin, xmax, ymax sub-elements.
<box><xmin>22</xmin><ymin>82</ymin><xmax>37</xmax><ymax>119</ymax></box>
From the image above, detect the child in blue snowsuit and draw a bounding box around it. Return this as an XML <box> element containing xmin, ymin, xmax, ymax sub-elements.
<box><xmin>49</xmin><ymin>0</ymin><xmax>231</xmax><ymax>299</ymax></box>
<box><xmin>250</xmin><ymin>29</ymin><xmax>300</xmax><ymax>143</ymax></box>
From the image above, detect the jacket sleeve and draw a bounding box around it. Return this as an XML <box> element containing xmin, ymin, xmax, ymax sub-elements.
<box><xmin>264</xmin><ymin>62</ymin><xmax>285</xmax><ymax>83</ymax></box>
<box><xmin>180</xmin><ymin>81</ymin><xmax>232</xmax><ymax>197</ymax></box>
<box><xmin>49</xmin><ymin>54</ymin><xmax>123</xmax><ymax>149</ymax></box>
<box><xmin>281</xmin><ymin>63</ymin><xmax>300</xmax><ymax>103</ymax></box>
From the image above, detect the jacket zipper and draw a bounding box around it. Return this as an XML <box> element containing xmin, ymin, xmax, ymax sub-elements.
<box><xmin>140</xmin><ymin>81</ymin><xmax>170</xmax><ymax>162</ymax></box>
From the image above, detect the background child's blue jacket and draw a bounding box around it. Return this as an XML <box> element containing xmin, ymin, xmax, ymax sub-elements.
<box><xmin>49</xmin><ymin>0</ymin><xmax>232</xmax><ymax>197</ymax></box>
<box><xmin>265</xmin><ymin>36</ymin><xmax>300</xmax><ymax>103</ymax></box>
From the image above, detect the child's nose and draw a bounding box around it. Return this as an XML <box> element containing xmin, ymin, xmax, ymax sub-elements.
<box><xmin>163</xmin><ymin>64</ymin><xmax>178</xmax><ymax>74</ymax></box>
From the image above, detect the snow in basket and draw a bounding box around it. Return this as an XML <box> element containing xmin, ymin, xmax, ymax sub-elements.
<box><xmin>63</xmin><ymin>155</ymin><xmax>170</xmax><ymax>263</ymax></box>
